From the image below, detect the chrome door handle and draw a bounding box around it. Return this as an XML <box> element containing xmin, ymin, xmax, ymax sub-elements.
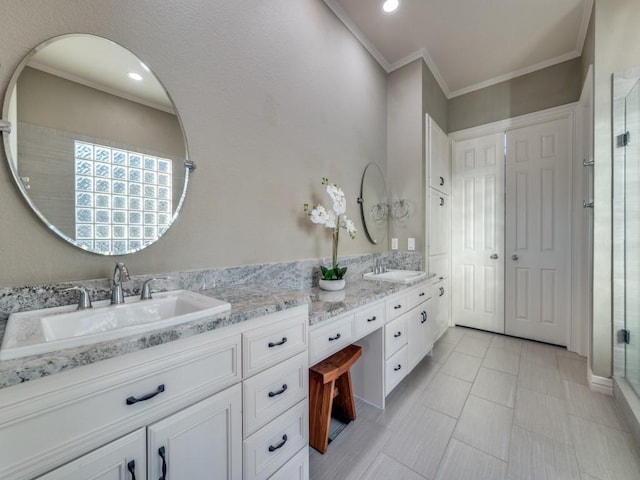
<box><xmin>511</xmin><ymin>254</ymin><xmax>519</xmax><ymax>261</ymax></box>
<box><xmin>490</xmin><ymin>254</ymin><xmax>499</xmax><ymax>259</ymax></box>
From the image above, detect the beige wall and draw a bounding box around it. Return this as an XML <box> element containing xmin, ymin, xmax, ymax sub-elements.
<box><xmin>591</xmin><ymin>0</ymin><xmax>640</xmax><ymax>378</ymax></box>
<box><xmin>0</xmin><ymin>0</ymin><xmax>387</xmax><ymax>287</ymax></box>
<box><xmin>448</xmin><ymin>58</ymin><xmax>584</xmax><ymax>132</ymax></box>
<box><xmin>386</xmin><ymin>59</ymin><xmax>448</xmax><ymax>255</ymax></box>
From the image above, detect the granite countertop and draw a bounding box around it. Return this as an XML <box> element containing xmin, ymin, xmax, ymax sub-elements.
<box><xmin>0</xmin><ymin>277</ymin><xmax>432</xmax><ymax>390</ymax></box>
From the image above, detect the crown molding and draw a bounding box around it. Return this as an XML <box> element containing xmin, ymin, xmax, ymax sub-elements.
<box><xmin>324</xmin><ymin>0</ymin><xmax>593</xmax><ymax>100</ymax></box>
<box><xmin>323</xmin><ymin>0</ymin><xmax>390</xmax><ymax>71</ymax></box>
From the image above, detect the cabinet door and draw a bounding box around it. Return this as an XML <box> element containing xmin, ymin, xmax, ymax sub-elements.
<box><xmin>436</xmin><ymin>282</ymin><xmax>450</xmax><ymax>339</ymax></box>
<box><xmin>428</xmin><ymin>116</ymin><xmax>450</xmax><ymax>194</ymax></box>
<box><xmin>429</xmin><ymin>189</ymin><xmax>450</xmax><ymax>256</ymax></box>
<box><xmin>37</xmin><ymin>429</ymin><xmax>146</xmax><ymax>480</ymax></box>
<box><xmin>148</xmin><ymin>384</ymin><xmax>242</xmax><ymax>480</ymax></box>
<box><xmin>407</xmin><ymin>307</ymin><xmax>426</xmax><ymax>370</ymax></box>
<box><xmin>408</xmin><ymin>299</ymin><xmax>434</xmax><ymax>370</ymax></box>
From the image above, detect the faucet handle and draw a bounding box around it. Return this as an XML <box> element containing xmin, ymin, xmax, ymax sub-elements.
<box><xmin>140</xmin><ymin>277</ymin><xmax>168</xmax><ymax>300</ymax></box>
<box><xmin>62</xmin><ymin>286</ymin><xmax>93</xmax><ymax>310</ymax></box>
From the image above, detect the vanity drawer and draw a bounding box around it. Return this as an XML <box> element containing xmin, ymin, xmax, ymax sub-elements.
<box><xmin>353</xmin><ymin>302</ymin><xmax>385</xmax><ymax>338</ymax></box>
<box><xmin>243</xmin><ymin>400</ymin><xmax>308</xmax><ymax>480</ymax></box>
<box><xmin>407</xmin><ymin>284</ymin><xmax>432</xmax><ymax>311</ymax></box>
<box><xmin>308</xmin><ymin>314</ymin><xmax>354</xmax><ymax>365</ymax></box>
<box><xmin>385</xmin><ymin>314</ymin><xmax>407</xmax><ymax>359</ymax></box>
<box><xmin>385</xmin><ymin>293</ymin><xmax>409</xmax><ymax>322</ymax></box>
<box><xmin>0</xmin><ymin>332</ymin><xmax>241</xmax><ymax>480</ymax></box>
<box><xmin>385</xmin><ymin>345</ymin><xmax>409</xmax><ymax>396</ymax></box>
<box><xmin>243</xmin><ymin>352</ymin><xmax>308</xmax><ymax>437</ymax></box>
<box><xmin>269</xmin><ymin>447</ymin><xmax>309</xmax><ymax>480</ymax></box>
<box><xmin>243</xmin><ymin>309</ymin><xmax>308</xmax><ymax>378</ymax></box>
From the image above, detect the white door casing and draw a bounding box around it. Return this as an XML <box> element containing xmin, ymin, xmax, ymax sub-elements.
<box><xmin>505</xmin><ymin>117</ymin><xmax>572</xmax><ymax>345</ymax></box>
<box><xmin>452</xmin><ymin>133</ymin><xmax>505</xmax><ymax>333</ymax></box>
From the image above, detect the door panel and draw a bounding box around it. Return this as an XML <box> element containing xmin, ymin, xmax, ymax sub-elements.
<box><xmin>505</xmin><ymin>117</ymin><xmax>572</xmax><ymax>345</ymax></box>
<box><xmin>452</xmin><ymin>133</ymin><xmax>505</xmax><ymax>333</ymax></box>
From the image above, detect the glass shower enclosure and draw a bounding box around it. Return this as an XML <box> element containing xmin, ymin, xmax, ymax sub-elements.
<box><xmin>614</xmin><ymin>68</ymin><xmax>640</xmax><ymax>396</ymax></box>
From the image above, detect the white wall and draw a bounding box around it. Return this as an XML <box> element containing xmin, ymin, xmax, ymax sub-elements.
<box><xmin>0</xmin><ymin>0</ymin><xmax>387</xmax><ymax>287</ymax></box>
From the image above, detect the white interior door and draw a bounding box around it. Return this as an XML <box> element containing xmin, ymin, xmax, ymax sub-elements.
<box><xmin>452</xmin><ymin>133</ymin><xmax>505</xmax><ymax>333</ymax></box>
<box><xmin>505</xmin><ymin>117</ymin><xmax>572</xmax><ymax>345</ymax></box>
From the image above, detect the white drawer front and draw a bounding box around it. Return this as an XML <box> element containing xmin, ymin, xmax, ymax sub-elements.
<box><xmin>385</xmin><ymin>345</ymin><xmax>409</xmax><ymax>395</ymax></box>
<box><xmin>385</xmin><ymin>294</ymin><xmax>409</xmax><ymax>322</ymax></box>
<box><xmin>385</xmin><ymin>315</ymin><xmax>407</xmax><ymax>359</ymax></box>
<box><xmin>308</xmin><ymin>315</ymin><xmax>354</xmax><ymax>365</ymax></box>
<box><xmin>243</xmin><ymin>352</ymin><xmax>308</xmax><ymax>437</ymax></box>
<box><xmin>407</xmin><ymin>284</ymin><xmax>432</xmax><ymax>311</ymax></box>
<box><xmin>243</xmin><ymin>400</ymin><xmax>308</xmax><ymax>480</ymax></box>
<box><xmin>269</xmin><ymin>447</ymin><xmax>309</xmax><ymax>480</ymax></box>
<box><xmin>0</xmin><ymin>333</ymin><xmax>241</xmax><ymax>480</ymax></box>
<box><xmin>243</xmin><ymin>310</ymin><xmax>308</xmax><ymax>378</ymax></box>
<box><xmin>353</xmin><ymin>302</ymin><xmax>385</xmax><ymax>338</ymax></box>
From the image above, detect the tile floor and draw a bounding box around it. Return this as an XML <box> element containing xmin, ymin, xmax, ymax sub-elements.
<box><xmin>309</xmin><ymin>327</ymin><xmax>640</xmax><ymax>480</ymax></box>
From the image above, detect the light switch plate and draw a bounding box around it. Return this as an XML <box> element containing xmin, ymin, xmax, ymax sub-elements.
<box><xmin>391</xmin><ymin>238</ymin><xmax>398</xmax><ymax>250</ymax></box>
<box><xmin>408</xmin><ymin>238</ymin><xmax>416</xmax><ymax>251</ymax></box>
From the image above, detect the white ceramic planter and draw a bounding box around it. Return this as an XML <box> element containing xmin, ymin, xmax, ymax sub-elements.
<box><xmin>318</xmin><ymin>279</ymin><xmax>346</xmax><ymax>291</ymax></box>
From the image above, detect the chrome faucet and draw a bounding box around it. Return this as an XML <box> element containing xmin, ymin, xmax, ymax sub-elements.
<box><xmin>111</xmin><ymin>262</ymin><xmax>130</xmax><ymax>305</ymax></box>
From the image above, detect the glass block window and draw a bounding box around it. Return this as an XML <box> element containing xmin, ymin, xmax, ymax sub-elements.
<box><xmin>74</xmin><ymin>141</ymin><xmax>172</xmax><ymax>253</ymax></box>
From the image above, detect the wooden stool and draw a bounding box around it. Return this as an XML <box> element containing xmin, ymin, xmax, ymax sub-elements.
<box><xmin>309</xmin><ymin>344</ymin><xmax>363</xmax><ymax>453</ymax></box>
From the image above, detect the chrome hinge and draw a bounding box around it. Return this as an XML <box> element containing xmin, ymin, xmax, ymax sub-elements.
<box><xmin>619</xmin><ymin>329</ymin><xmax>631</xmax><ymax>344</ymax></box>
<box><xmin>617</xmin><ymin>131</ymin><xmax>631</xmax><ymax>148</ymax></box>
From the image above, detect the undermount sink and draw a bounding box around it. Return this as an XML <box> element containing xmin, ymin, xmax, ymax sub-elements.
<box><xmin>0</xmin><ymin>290</ymin><xmax>230</xmax><ymax>361</ymax></box>
<box><xmin>363</xmin><ymin>269</ymin><xmax>428</xmax><ymax>284</ymax></box>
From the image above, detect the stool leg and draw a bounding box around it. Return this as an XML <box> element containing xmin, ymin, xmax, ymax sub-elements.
<box><xmin>309</xmin><ymin>374</ymin><xmax>334</xmax><ymax>454</ymax></box>
<box><xmin>334</xmin><ymin>370</ymin><xmax>357</xmax><ymax>421</ymax></box>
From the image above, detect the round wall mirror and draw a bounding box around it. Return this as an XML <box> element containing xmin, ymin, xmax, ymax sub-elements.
<box><xmin>2</xmin><ymin>34</ymin><xmax>192</xmax><ymax>255</ymax></box>
<box><xmin>359</xmin><ymin>163</ymin><xmax>388</xmax><ymax>245</ymax></box>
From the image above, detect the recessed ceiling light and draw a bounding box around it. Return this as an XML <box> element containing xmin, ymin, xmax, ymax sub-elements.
<box><xmin>382</xmin><ymin>0</ymin><xmax>400</xmax><ymax>14</ymax></box>
<box><xmin>128</xmin><ymin>72</ymin><xmax>143</xmax><ymax>81</ymax></box>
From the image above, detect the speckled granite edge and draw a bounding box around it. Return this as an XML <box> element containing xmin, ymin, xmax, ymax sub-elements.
<box><xmin>0</xmin><ymin>285</ymin><xmax>311</xmax><ymax>390</ymax></box>
<box><xmin>0</xmin><ymin>252</ymin><xmax>423</xmax><ymax>390</ymax></box>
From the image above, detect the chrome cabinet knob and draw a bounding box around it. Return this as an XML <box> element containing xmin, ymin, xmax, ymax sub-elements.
<box><xmin>490</xmin><ymin>254</ymin><xmax>499</xmax><ymax>259</ymax></box>
<box><xmin>511</xmin><ymin>254</ymin><xmax>519</xmax><ymax>261</ymax></box>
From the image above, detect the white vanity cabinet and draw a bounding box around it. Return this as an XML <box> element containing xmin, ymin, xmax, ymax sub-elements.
<box><xmin>241</xmin><ymin>309</ymin><xmax>309</xmax><ymax>480</ymax></box>
<box><xmin>0</xmin><ymin>305</ymin><xmax>309</xmax><ymax>480</ymax></box>
<box><xmin>147</xmin><ymin>384</ymin><xmax>242</xmax><ymax>480</ymax></box>
<box><xmin>36</xmin><ymin>428</ymin><xmax>147</xmax><ymax>480</ymax></box>
<box><xmin>407</xmin><ymin>296</ymin><xmax>435</xmax><ymax>370</ymax></box>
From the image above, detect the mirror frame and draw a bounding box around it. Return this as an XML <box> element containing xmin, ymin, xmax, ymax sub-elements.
<box><xmin>358</xmin><ymin>163</ymin><xmax>388</xmax><ymax>245</ymax></box>
<box><xmin>1</xmin><ymin>34</ymin><xmax>194</xmax><ymax>256</ymax></box>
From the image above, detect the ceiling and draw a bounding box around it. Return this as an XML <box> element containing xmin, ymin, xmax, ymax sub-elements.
<box><xmin>324</xmin><ymin>0</ymin><xmax>593</xmax><ymax>98</ymax></box>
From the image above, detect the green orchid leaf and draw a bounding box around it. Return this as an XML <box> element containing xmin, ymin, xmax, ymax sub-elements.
<box><xmin>336</xmin><ymin>267</ymin><xmax>348</xmax><ymax>279</ymax></box>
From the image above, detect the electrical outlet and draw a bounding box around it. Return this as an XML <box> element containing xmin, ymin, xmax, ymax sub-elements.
<box><xmin>391</xmin><ymin>238</ymin><xmax>398</xmax><ymax>250</ymax></box>
<box><xmin>408</xmin><ymin>238</ymin><xmax>416</xmax><ymax>251</ymax></box>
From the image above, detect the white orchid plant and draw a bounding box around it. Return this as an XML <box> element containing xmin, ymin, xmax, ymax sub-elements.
<box><xmin>304</xmin><ymin>177</ymin><xmax>357</xmax><ymax>281</ymax></box>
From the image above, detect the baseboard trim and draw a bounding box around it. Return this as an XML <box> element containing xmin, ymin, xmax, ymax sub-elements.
<box><xmin>588</xmin><ymin>364</ymin><xmax>614</xmax><ymax>395</ymax></box>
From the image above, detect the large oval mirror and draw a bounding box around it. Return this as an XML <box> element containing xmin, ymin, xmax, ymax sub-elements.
<box><xmin>2</xmin><ymin>34</ymin><xmax>191</xmax><ymax>255</ymax></box>
<box><xmin>359</xmin><ymin>163</ymin><xmax>388</xmax><ymax>245</ymax></box>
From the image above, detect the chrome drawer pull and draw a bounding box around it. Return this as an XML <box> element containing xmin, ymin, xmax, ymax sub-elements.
<box><xmin>268</xmin><ymin>337</ymin><xmax>288</xmax><ymax>348</ymax></box>
<box><xmin>394</xmin><ymin>331</ymin><xmax>402</xmax><ymax>338</ymax></box>
<box><xmin>367</xmin><ymin>316</ymin><xmax>377</xmax><ymax>322</ymax></box>
<box><xmin>328</xmin><ymin>333</ymin><xmax>342</xmax><ymax>341</ymax></box>
<box><xmin>439</xmin><ymin>287</ymin><xmax>444</xmax><ymax>296</ymax></box>
<box><xmin>394</xmin><ymin>365</ymin><xmax>402</xmax><ymax>371</ymax></box>
<box><xmin>439</xmin><ymin>176</ymin><xmax>444</xmax><ymax>186</ymax></box>
<box><xmin>268</xmin><ymin>434</ymin><xmax>288</xmax><ymax>452</ymax></box>
<box><xmin>126</xmin><ymin>384</ymin><xmax>165</xmax><ymax>405</ymax></box>
<box><xmin>419</xmin><ymin>292</ymin><xmax>425</xmax><ymax>297</ymax></box>
<box><xmin>394</xmin><ymin>304</ymin><xmax>402</xmax><ymax>310</ymax></box>
<box><xmin>127</xmin><ymin>460</ymin><xmax>136</xmax><ymax>480</ymax></box>
<box><xmin>421</xmin><ymin>311</ymin><xmax>428</xmax><ymax>324</ymax></box>
<box><xmin>268</xmin><ymin>384</ymin><xmax>288</xmax><ymax>398</ymax></box>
